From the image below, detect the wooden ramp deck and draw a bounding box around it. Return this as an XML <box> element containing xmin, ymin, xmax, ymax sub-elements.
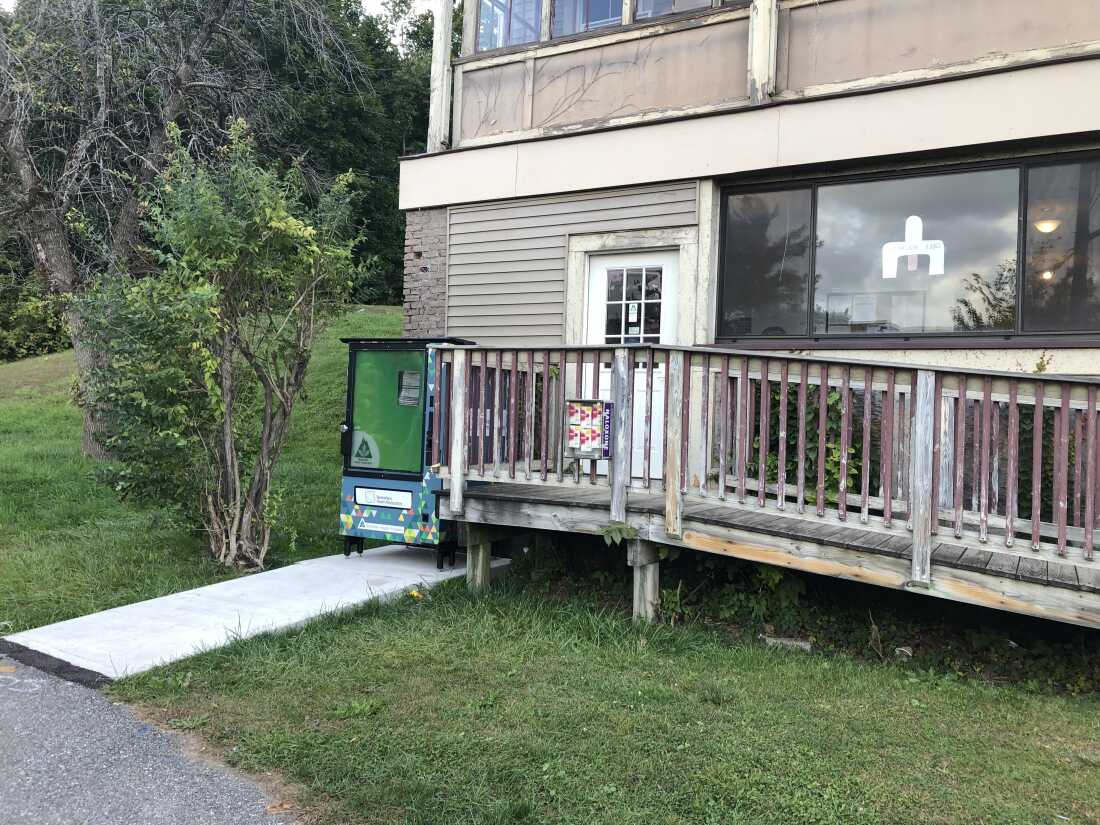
<box><xmin>447</xmin><ymin>482</ymin><xmax>1100</xmax><ymax>629</ymax></box>
<box><xmin>430</xmin><ymin>343</ymin><xmax>1100</xmax><ymax>629</ymax></box>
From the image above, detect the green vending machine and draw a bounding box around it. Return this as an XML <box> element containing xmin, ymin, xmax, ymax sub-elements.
<box><xmin>338</xmin><ymin>338</ymin><xmax>471</xmax><ymax>564</ymax></box>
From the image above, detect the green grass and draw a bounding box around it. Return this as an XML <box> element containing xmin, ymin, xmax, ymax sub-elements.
<box><xmin>113</xmin><ymin>583</ymin><xmax>1100</xmax><ymax>825</ymax></box>
<box><xmin>0</xmin><ymin>306</ymin><xmax>401</xmax><ymax>633</ymax></box>
<box><xmin>7</xmin><ymin>304</ymin><xmax>1100</xmax><ymax>823</ymax></box>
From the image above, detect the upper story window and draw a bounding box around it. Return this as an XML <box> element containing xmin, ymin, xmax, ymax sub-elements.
<box><xmin>635</xmin><ymin>0</ymin><xmax>711</xmax><ymax>20</ymax></box>
<box><xmin>477</xmin><ymin>0</ymin><xmax>542</xmax><ymax>51</ymax></box>
<box><xmin>718</xmin><ymin>156</ymin><xmax>1100</xmax><ymax>343</ymax></box>
<box><xmin>553</xmin><ymin>0</ymin><xmax>622</xmax><ymax>37</ymax></box>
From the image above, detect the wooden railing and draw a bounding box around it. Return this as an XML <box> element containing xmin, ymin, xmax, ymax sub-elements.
<box><xmin>430</xmin><ymin>344</ymin><xmax>1100</xmax><ymax>583</ymax></box>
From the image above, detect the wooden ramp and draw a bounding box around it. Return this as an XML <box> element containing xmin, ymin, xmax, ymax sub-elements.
<box><xmin>450</xmin><ymin>482</ymin><xmax>1100</xmax><ymax>630</ymax></box>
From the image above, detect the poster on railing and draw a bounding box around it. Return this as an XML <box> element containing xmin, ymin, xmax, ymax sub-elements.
<box><xmin>565</xmin><ymin>399</ymin><xmax>613</xmax><ymax>459</ymax></box>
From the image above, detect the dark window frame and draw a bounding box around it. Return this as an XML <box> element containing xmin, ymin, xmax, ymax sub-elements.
<box><xmin>716</xmin><ymin>150</ymin><xmax>1100</xmax><ymax>350</ymax></box>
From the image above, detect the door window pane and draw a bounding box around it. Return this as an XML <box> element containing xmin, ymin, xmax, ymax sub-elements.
<box><xmin>553</xmin><ymin>0</ymin><xmax>622</xmax><ymax>36</ymax></box>
<box><xmin>719</xmin><ymin>189</ymin><xmax>813</xmax><ymax>336</ymax></box>
<box><xmin>814</xmin><ymin>169</ymin><xmax>1019</xmax><ymax>334</ymax></box>
<box><xmin>607</xmin><ymin>268</ymin><xmax>624</xmax><ymax>301</ymax></box>
<box><xmin>1023</xmin><ymin>161</ymin><xmax>1100</xmax><ymax>332</ymax></box>
<box><xmin>478</xmin><ymin>0</ymin><xmax>542</xmax><ymax>50</ymax></box>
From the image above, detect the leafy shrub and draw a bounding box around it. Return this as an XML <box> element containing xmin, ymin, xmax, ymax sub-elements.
<box><xmin>79</xmin><ymin>122</ymin><xmax>356</xmax><ymax>568</ymax></box>
<box><xmin>0</xmin><ymin>247</ymin><xmax>69</xmax><ymax>362</ymax></box>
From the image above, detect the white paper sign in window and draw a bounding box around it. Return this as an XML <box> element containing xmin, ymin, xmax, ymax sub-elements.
<box><xmin>881</xmin><ymin>216</ymin><xmax>945</xmax><ymax>279</ymax></box>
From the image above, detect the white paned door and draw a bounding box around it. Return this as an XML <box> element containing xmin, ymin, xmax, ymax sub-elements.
<box><xmin>584</xmin><ymin>251</ymin><xmax>679</xmax><ymax>479</ymax></box>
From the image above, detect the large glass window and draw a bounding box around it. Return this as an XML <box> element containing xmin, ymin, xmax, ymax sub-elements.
<box><xmin>719</xmin><ymin>189</ymin><xmax>812</xmax><ymax>337</ymax></box>
<box><xmin>1023</xmin><ymin>160</ymin><xmax>1100</xmax><ymax>332</ymax></box>
<box><xmin>712</xmin><ymin>159</ymin><xmax>1100</xmax><ymax>342</ymax></box>
<box><xmin>553</xmin><ymin>0</ymin><xmax>621</xmax><ymax>37</ymax></box>
<box><xmin>813</xmin><ymin>169</ymin><xmax>1019</xmax><ymax>335</ymax></box>
<box><xmin>478</xmin><ymin>0</ymin><xmax>542</xmax><ymax>51</ymax></box>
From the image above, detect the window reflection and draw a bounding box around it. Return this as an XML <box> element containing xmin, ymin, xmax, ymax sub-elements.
<box><xmin>719</xmin><ymin>189</ymin><xmax>812</xmax><ymax>336</ymax></box>
<box><xmin>635</xmin><ymin>0</ymin><xmax>709</xmax><ymax>20</ymax></box>
<box><xmin>1023</xmin><ymin>161</ymin><xmax>1100</xmax><ymax>332</ymax></box>
<box><xmin>478</xmin><ymin>0</ymin><xmax>542</xmax><ymax>51</ymax></box>
<box><xmin>813</xmin><ymin>170</ymin><xmax>1019</xmax><ymax>334</ymax></box>
<box><xmin>553</xmin><ymin>0</ymin><xmax>622</xmax><ymax>36</ymax></box>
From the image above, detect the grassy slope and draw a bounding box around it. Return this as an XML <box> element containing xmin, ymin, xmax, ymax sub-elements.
<box><xmin>114</xmin><ymin>584</ymin><xmax>1100</xmax><ymax>825</ymax></box>
<box><xmin>0</xmin><ymin>307</ymin><xmax>401</xmax><ymax>633</ymax></box>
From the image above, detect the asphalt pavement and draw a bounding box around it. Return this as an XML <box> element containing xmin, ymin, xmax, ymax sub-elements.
<box><xmin>0</xmin><ymin>654</ymin><xmax>291</xmax><ymax>825</ymax></box>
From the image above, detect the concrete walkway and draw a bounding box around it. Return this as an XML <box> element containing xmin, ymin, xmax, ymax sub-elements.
<box><xmin>4</xmin><ymin>545</ymin><xmax>507</xmax><ymax>681</ymax></box>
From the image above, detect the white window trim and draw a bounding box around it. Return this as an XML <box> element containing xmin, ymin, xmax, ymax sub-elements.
<box><xmin>564</xmin><ymin>227</ymin><xmax>700</xmax><ymax>346</ymax></box>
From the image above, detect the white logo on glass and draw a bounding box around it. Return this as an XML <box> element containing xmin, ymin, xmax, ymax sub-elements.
<box><xmin>881</xmin><ymin>216</ymin><xmax>944</xmax><ymax>279</ymax></box>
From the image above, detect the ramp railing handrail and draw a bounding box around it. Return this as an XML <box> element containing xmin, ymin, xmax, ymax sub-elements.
<box><xmin>429</xmin><ymin>344</ymin><xmax>1098</xmax><ymax>582</ymax></box>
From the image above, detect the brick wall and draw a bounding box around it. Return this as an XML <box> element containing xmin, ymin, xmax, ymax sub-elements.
<box><xmin>402</xmin><ymin>207</ymin><xmax>448</xmax><ymax>337</ymax></box>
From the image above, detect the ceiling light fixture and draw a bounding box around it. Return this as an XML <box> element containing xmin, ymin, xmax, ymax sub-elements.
<box><xmin>1034</xmin><ymin>219</ymin><xmax>1061</xmax><ymax>234</ymax></box>
<box><xmin>1041</xmin><ymin>270</ymin><xmax>1055</xmax><ymax>281</ymax></box>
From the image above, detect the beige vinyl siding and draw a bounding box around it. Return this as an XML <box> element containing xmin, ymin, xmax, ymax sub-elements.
<box><xmin>447</xmin><ymin>182</ymin><xmax>698</xmax><ymax>347</ymax></box>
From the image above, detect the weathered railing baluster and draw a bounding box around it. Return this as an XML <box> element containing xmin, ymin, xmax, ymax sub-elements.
<box><xmin>838</xmin><ymin>365</ymin><xmax>850</xmax><ymax>520</ymax></box>
<box><xmin>477</xmin><ymin>351</ymin><xmax>487</xmax><ymax>475</ymax></box>
<box><xmin>816</xmin><ymin>363</ymin><xmax>828</xmax><ymax>518</ymax></box>
<box><xmin>680</xmin><ymin>351</ymin><xmax>691</xmax><ymax>495</ymax></box>
<box><xmin>861</xmin><ymin>366</ymin><xmax>873</xmax><ymax>524</ymax></box>
<box><xmin>931</xmin><ymin>373</ymin><xmax>942</xmax><ymax>535</ymax></box>
<box><xmin>979</xmin><ymin>377</ymin><xmax>992</xmax><ymax>543</ymax></box>
<box><xmin>493</xmin><ymin>351</ymin><xmax>503</xmax><ymax>477</ymax></box>
<box><xmin>758</xmin><ymin>357</ymin><xmax>770</xmax><ymax>508</ymax></box>
<box><xmin>610</xmin><ymin>347</ymin><xmax>631</xmax><ymax>522</ymax></box>
<box><xmin>700</xmin><ymin>354</ymin><xmax>711</xmax><ymax>496</ymax></box>
<box><xmin>643</xmin><ymin>348</ymin><xmax>654</xmax><ymax>489</ymax></box>
<box><xmin>797</xmin><ymin>362</ymin><xmax>808</xmax><ymax>515</ymax></box>
<box><xmin>509</xmin><ymin>351</ymin><xmax>518</xmax><ymax>480</ymax></box>
<box><xmin>1031</xmin><ymin>381</ymin><xmax>1044</xmax><ymax>550</ymax></box>
<box><xmin>952</xmin><ymin>375</ymin><xmax>967</xmax><ymax>539</ymax></box>
<box><xmin>449</xmin><ymin>349</ymin><xmax>468</xmax><ymax>515</ymax></box>
<box><xmin>1073</xmin><ymin>409</ymin><xmax>1084</xmax><ymax>529</ymax></box>
<box><xmin>555</xmin><ymin>349</ymin><xmax>565</xmax><ymax>483</ymax></box>
<box><xmin>573</xmin><ymin>350</ymin><xmax>583</xmax><ymax>485</ymax></box>
<box><xmin>1086</xmin><ymin>386</ymin><xmax>1097</xmax><ymax>561</ymax></box>
<box><xmin>718</xmin><ymin>355</ymin><xmax>730</xmax><ymax>500</ymax></box>
<box><xmin>777</xmin><ymin>360</ymin><xmax>789</xmax><ymax>510</ymax></box>
<box><xmin>665</xmin><ymin>350</ymin><xmax>685</xmax><ymax>537</ymax></box>
<box><xmin>590</xmin><ymin>349</ymin><xmax>600</xmax><ymax>486</ymax></box>
<box><xmin>910</xmin><ymin>370</ymin><xmax>936</xmax><ymax>586</ymax></box>
<box><xmin>738</xmin><ymin>359</ymin><xmax>750</xmax><ymax>504</ymax></box>
<box><xmin>1005</xmin><ymin>380</ymin><xmax>1019</xmax><ymax>547</ymax></box>
<box><xmin>540</xmin><ymin>350</ymin><xmax>551</xmax><ymax>482</ymax></box>
<box><xmin>882</xmin><ymin>369</ymin><xmax>895</xmax><ymax>528</ymax></box>
<box><xmin>1056</xmin><ymin>383</ymin><xmax>1071</xmax><ymax>556</ymax></box>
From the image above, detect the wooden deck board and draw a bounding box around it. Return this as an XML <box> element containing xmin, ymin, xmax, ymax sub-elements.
<box><xmin>455</xmin><ymin>483</ymin><xmax>1096</xmax><ymax>594</ymax></box>
<box><xmin>1016</xmin><ymin>556</ymin><xmax>1048</xmax><ymax>585</ymax></box>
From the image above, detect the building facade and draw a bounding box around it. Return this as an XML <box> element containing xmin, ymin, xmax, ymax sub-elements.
<box><xmin>400</xmin><ymin>0</ymin><xmax>1100</xmax><ymax>374</ymax></box>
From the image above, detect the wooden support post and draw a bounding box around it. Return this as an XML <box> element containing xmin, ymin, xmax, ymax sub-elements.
<box><xmin>610</xmin><ymin>347</ymin><xmax>631</xmax><ymax>523</ymax></box>
<box><xmin>664</xmin><ymin>351</ymin><xmax>685</xmax><ymax>538</ymax></box>
<box><xmin>427</xmin><ymin>0</ymin><xmax>454</xmax><ymax>152</ymax></box>
<box><xmin>627</xmin><ymin>540</ymin><xmax>660</xmax><ymax>623</ymax></box>
<box><xmin>747</xmin><ymin>0</ymin><xmax>778</xmax><ymax>104</ymax></box>
<box><xmin>910</xmin><ymin>370</ymin><xmax>936</xmax><ymax>587</ymax></box>
<box><xmin>449</xmin><ymin>349</ymin><xmax>468</xmax><ymax>515</ymax></box>
<box><xmin>465</xmin><ymin>524</ymin><xmax>493</xmax><ymax>593</ymax></box>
